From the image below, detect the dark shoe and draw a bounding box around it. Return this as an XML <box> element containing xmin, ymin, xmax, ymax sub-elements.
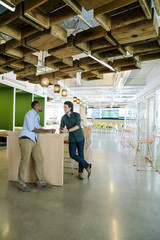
<box><xmin>37</xmin><ymin>182</ymin><xmax>53</xmax><ymax>188</ymax></box>
<box><xmin>18</xmin><ymin>184</ymin><xmax>32</xmax><ymax>192</ymax></box>
<box><xmin>78</xmin><ymin>173</ymin><xmax>84</xmax><ymax>180</ymax></box>
<box><xmin>86</xmin><ymin>164</ymin><xmax>92</xmax><ymax>178</ymax></box>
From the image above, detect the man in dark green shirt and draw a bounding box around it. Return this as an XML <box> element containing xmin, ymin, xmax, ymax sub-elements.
<box><xmin>60</xmin><ymin>101</ymin><xmax>91</xmax><ymax>179</ymax></box>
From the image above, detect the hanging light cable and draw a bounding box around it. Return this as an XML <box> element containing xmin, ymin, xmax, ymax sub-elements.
<box><xmin>41</xmin><ymin>65</ymin><xmax>49</xmax><ymax>88</ymax></box>
<box><xmin>61</xmin><ymin>79</ymin><xmax>68</xmax><ymax>97</ymax></box>
<box><xmin>73</xmin><ymin>78</ymin><xmax>77</xmax><ymax>102</ymax></box>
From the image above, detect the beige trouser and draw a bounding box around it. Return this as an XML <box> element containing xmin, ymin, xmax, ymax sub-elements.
<box><xmin>18</xmin><ymin>139</ymin><xmax>44</xmax><ymax>185</ymax></box>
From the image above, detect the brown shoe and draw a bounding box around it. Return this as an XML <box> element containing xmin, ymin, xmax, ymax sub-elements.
<box><xmin>86</xmin><ymin>164</ymin><xmax>92</xmax><ymax>178</ymax></box>
<box><xmin>78</xmin><ymin>173</ymin><xmax>84</xmax><ymax>180</ymax></box>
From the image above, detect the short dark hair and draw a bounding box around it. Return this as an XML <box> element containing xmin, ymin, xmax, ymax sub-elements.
<box><xmin>64</xmin><ymin>101</ymin><xmax>73</xmax><ymax>112</ymax></box>
<box><xmin>31</xmin><ymin>101</ymin><xmax>39</xmax><ymax>109</ymax></box>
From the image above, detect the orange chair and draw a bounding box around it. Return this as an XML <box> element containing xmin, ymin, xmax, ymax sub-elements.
<box><xmin>120</xmin><ymin>128</ymin><xmax>133</xmax><ymax>147</ymax></box>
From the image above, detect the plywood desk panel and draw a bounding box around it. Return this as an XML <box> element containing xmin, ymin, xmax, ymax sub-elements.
<box><xmin>8</xmin><ymin>132</ymin><xmax>68</xmax><ymax>186</ymax></box>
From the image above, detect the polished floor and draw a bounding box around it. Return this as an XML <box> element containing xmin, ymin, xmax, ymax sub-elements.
<box><xmin>0</xmin><ymin>132</ymin><xmax>160</xmax><ymax>240</ymax></box>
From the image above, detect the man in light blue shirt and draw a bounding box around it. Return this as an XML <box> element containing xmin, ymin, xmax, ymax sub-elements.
<box><xmin>19</xmin><ymin>107</ymin><xmax>40</xmax><ymax>142</ymax></box>
<box><xmin>18</xmin><ymin>101</ymin><xmax>56</xmax><ymax>192</ymax></box>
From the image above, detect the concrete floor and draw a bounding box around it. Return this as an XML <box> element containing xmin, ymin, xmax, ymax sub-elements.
<box><xmin>0</xmin><ymin>133</ymin><xmax>160</xmax><ymax>240</ymax></box>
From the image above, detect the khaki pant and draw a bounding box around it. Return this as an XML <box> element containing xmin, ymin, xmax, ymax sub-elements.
<box><xmin>18</xmin><ymin>139</ymin><xmax>44</xmax><ymax>185</ymax></box>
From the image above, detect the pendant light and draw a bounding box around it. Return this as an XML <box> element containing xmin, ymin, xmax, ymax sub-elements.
<box><xmin>80</xmin><ymin>100</ymin><xmax>83</xmax><ymax>106</ymax></box>
<box><xmin>61</xmin><ymin>89</ymin><xmax>68</xmax><ymax>97</ymax></box>
<box><xmin>77</xmin><ymin>99</ymin><xmax>80</xmax><ymax>104</ymax></box>
<box><xmin>61</xmin><ymin>80</ymin><xmax>68</xmax><ymax>97</ymax></box>
<box><xmin>41</xmin><ymin>65</ymin><xmax>49</xmax><ymax>88</ymax></box>
<box><xmin>41</xmin><ymin>77</ymin><xmax>49</xmax><ymax>88</ymax></box>
<box><xmin>54</xmin><ymin>83</ymin><xmax>60</xmax><ymax>93</ymax></box>
<box><xmin>73</xmin><ymin>96</ymin><xmax>77</xmax><ymax>102</ymax></box>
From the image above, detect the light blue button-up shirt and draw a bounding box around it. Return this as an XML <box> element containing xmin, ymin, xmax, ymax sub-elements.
<box><xmin>19</xmin><ymin>109</ymin><xmax>40</xmax><ymax>142</ymax></box>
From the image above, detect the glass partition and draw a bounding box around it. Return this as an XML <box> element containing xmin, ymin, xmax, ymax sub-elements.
<box><xmin>154</xmin><ymin>90</ymin><xmax>160</xmax><ymax>171</ymax></box>
<box><xmin>138</xmin><ymin>101</ymin><xmax>147</xmax><ymax>155</ymax></box>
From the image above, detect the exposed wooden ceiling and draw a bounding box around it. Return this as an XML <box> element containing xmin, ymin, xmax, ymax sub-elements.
<box><xmin>0</xmin><ymin>0</ymin><xmax>160</xmax><ymax>85</ymax></box>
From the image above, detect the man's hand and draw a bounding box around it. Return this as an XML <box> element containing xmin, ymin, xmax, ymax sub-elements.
<box><xmin>48</xmin><ymin>129</ymin><xmax>56</xmax><ymax>133</ymax></box>
<box><xmin>60</xmin><ymin>128</ymin><xmax>68</xmax><ymax>133</ymax></box>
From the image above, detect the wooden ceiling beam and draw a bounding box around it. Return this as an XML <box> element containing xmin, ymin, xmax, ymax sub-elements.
<box><xmin>75</xmin><ymin>41</ymin><xmax>90</xmax><ymax>52</ymax></box>
<box><xmin>54</xmin><ymin>71</ymin><xmax>70</xmax><ymax>78</ymax></box>
<box><xmin>60</xmin><ymin>66</ymin><xmax>81</xmax><ymax>73</ymax></box>
<box><xmin>87</xmin><ymin>77</ymin><xmax>101</xmax><ymax>81</ymax></box>
<box><xmin>2</xmin><ymin>0</ymin><xmax>14</xmax><ymax>7</ymax></box>
<box><xmin>94</xmin><ymin>69</ymin><xmax>112</xmax><ymax>74</ymax></box>
<box><xmin>49</xmin><ymin>37</ymin><xmax>83</xmax><ymax>58</ymax></box>
<box><xmin>153</xmin><ymin>0</ymin><xmax>160</xmax><ymax>15</ymax></box>
<box><xmin>104</xmin><ymin>32</ymin><xmax>117</xmax><ymax>46</ymax></box>
<box><xmin>112</xmin><ymin>58</ymin><xmax>136</xmax><ymax>68</ymax></box>
<box><xmin>111</xmin><ymin>19</ymin><xmax>158</xmax><ymax>44</ymax></box>
<box><xmin>92</xmin><ymin>46</ymin><xmax>116</xmax><ymax>54</ymax></box>
<box><xmin>75</xmin><ymin>26</ymin><xmax>107</xmax><ymax>44</ymax></box>
<box><xmin>82</xmin><ymin>71</ymin><xmax>97</xmax><ymax>79</ymax></box>
<box><xmin>21</xmin><ymin>25</ymin><xmax>39</xmax><ymax>39</ymax></box>
<box><xmin>0</xmin><ymin>8</ymin><xmax>20</xmax><ymax>27</ymax></box>
<box><xmin>0</xmin><ymin>24</ymin><xmax>21</xmax><ymax>40</ymax></box>
<box><xmin>111</xmin><ymin>6</ymin><xmax>146</xmax><ymax>30</ymax></box>
<box><xmin>62</xmin><ymin>57</ymin><xmax>73</xmax><ymax>67</ymax></box>
<box><xmin>15</xmin><ymin>0</ymin><xmax>23</xmax><ymax>4</ymax></box>
<box><xmin>0</xmin><ymin>44</ymin><xmax>23</xmax><ymax>59</ymax></box>
<box><xmin>88</xmin><ymin>63</ymin><xmax>106</xmax><ymax>71</ymax></box>
<box><xmin>25</xmin><ymin>25</ymin><xmax>67</xmax><ymax>51</ymax></box>
<box><xmin>0</xmin><ymin>55</ymin><xmax>7</xmax><ymax>65</ymax></box>
<box><xmin>127</xmin><ymin>41</ymin><xmax>160</xmax><ymax>54</ymax></box>
<box><xmin>76</xmin><ymin>0</ymin><xmax>114</xmax><ymax>11</ymax></box>
<box><xmin>24</xmin><ymin>0</ymin><xmax>49</xmax><ymax>13</ymax></box>
<box><xmin>79</xmin><ymin>57</ymin><xmax>97</xmax><ymax>66</ymax></box>
<box><xmin>24</xmin><ymin>8</ymin><xmax>50</xmax><ymax>29</ymax></box>
<box><xmin>8</xmin><ymin>61</ymin><xmax>25</xmax><ymax>69</ymax></box>
<box><xmin>63</xmin><ymin>0</ymin><xmax>82</xmax><ymax>15</ymax></box>
<box><xmin>94</xmin><ymin>0</ymin><xmax>138</xmax><ymax>16</ymax></box>
<box><xmin>14</xmin><ymin>65</ymin><xmax>37</xmax><ymax>76</ymax></box>
<box><xmin>120</xmin><ymin>63</ymin><xmax>141</xmax><ymax>71</ymax></box>
<box><xmin>94</xmin><ymin>14</ymin><xmax>111</xmax><ymax>32</ymax></box>
<box><xmin>50</xmin><ymin>6</ymin><xmax>77</xmax><ymax>25</ymax></box>
<box><xmin>92</xmin><ymin>52</ymin><xmax>109</xmax><ymax>64</ymax></box>
<box><xmin>52</xmin><ymin>62</ymin><xmax>67</xmax><ymax>69</ymax></box>
<box><xmin>89</xmin><ymin>38</ymin><xmax>112</xmax><ymax>51</ymax></box>
<box><xmin>118</xmin><ymin>45</ymin><xmax>127</xmax><ymax>55</ymax></box>
<box><xmin>23</xmin><ymin>54</ymin><xmax>38</xmax><ymax>65</ymax></box>
<box><xmin>5</xmin><ymin>39</ymin><xmax>23</xmax><ymax>52</ymax></box>
<box><xmin>0</xmin><ymin>66</ymin><xmax>11</xmax><ymax>73</ymax></box>
<box><xmin>139</xmin><ymin>0</ymin><xmax>152</xmax><ymax>19</ymax></box>
<box><xmin>23</xmin><ymin>48</ymin><xmax>35</xmax><ymax>56</ymax></box>
<box><xmin>45</xmin><ymin>56</ymin><xmax>60</xmax><ymax>68</ymax></box>
<box><xmin>37</xmin><ymin>72</ymin><xmax>56</xmax><ymax>81</ymax></box>
<box><xmin>140</xmin><ymin>51</ymin><xmax>160</xmax><ymax>61</ymax></box>
<box><xmin>45</xmin><ymin>57</ymin><xmax>74</xmax><ymax>69</ymax></box>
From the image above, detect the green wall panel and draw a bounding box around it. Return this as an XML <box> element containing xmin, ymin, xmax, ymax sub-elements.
<box><xmin>34</xmin><ymin>95</ymin><xmax>45</xmax><ymax>126</ymax></box>
<box><xmin>0</xmin><ymin>85</ymin><xmax>14</xmax><ymax>130</ymax></box>
<box><xmin>15</xmin><ymin>92</ymin><xmax>33</xmax><ymax>127</ymax></box>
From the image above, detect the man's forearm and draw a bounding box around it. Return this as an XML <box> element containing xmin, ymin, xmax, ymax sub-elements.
<box><xmin>32</xmin><ymin>128</ymin><xmax>50</xmax><ymax>133</ymax></box>
<box><xmin>69</xmin><ymin>125</ymin><xmax>79</xmax><ymax>132</ymax></box>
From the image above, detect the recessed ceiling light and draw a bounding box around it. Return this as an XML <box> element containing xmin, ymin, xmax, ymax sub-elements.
<box><xmin>132</xmin><ymin>34</ymin><xmax>138</xmax><ymax>38</ymax></box>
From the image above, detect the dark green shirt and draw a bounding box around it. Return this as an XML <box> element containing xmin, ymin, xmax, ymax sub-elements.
<box><xmin>60</xmin><ymin>112</ymin><xmax>84</xmax><ymax>143</ymax></box>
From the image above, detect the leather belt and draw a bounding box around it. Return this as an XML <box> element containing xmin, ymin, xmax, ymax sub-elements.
<box><xmin>19</xmin><ymin>136</ymin><xmax>32</xmax><ymax>140</ymax></box>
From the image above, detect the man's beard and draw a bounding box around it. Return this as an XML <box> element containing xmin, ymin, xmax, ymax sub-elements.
<box><xmin>39</xmin><ymin>110</ymin><xmax>43</xmax><ymax>112</ymax></box>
